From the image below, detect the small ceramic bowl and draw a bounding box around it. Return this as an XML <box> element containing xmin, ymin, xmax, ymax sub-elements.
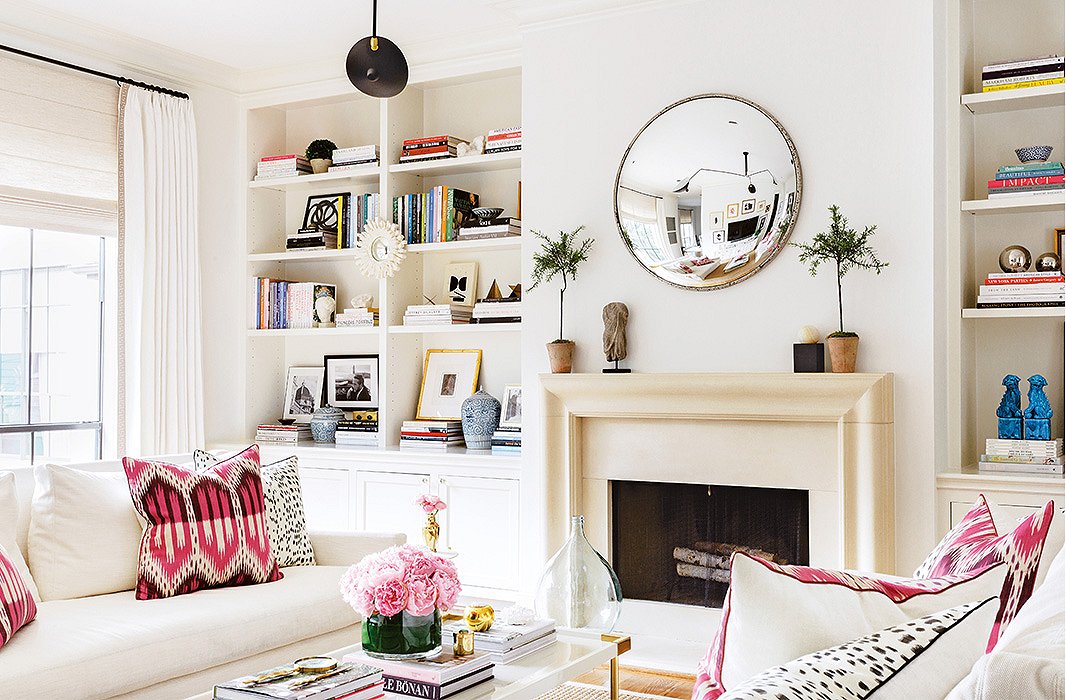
<box><xmin>472</xmin><ymin>207</ymin><xmax>504</xmax><ymax>225</ymax></box>
<box><xmin>1015</xmin><ymin>145</ymin><xmax>1053</xmax><ymax>163</ymax></box>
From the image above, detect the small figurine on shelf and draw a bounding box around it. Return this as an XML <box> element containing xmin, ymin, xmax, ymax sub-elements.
<box><xmin>602</xmin><ymin>302</ymin><xmax>631</xmax><ymax>374</ymax></box>
<box><xmin>1023</xmin><ymin>374</ymin><xmax>1053</xmax><ymax>441</ymax></box>
<box><xmin>416</xmin><ymin>493</ymin><xmax>447</xmax><ymax>552</ymax></box>
<box><xmin>996</xmin><ymin>374</ymin><xmax>1023</xmax><ymax>440</ymax></box>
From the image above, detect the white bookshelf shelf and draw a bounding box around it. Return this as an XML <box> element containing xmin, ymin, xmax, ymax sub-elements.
<box><xmin>962</xmin><ymin>84</ymin><xmax>1065</xmax><ymax>114</ymax></box>
<box><xmin>248</xmin><ymin>165</ymin><xmax>381</xmax><ymax>191</ymax></box>
<box><xmin>961</xmin><ymin>192</ymin><xmax>1065</xmax><ymax>214</ymax></box>
<box><xmin>962</xmin><ymin>307</ymin><xmax>1066</xmax><ymax>319</ymax></box>
<box><xmin>248</xmin><ymin>440</ymin><xmax>522</xmax><ymax>468</ymax></box>
<box><xmin>388</xmin><ymin>152</ymin><xmax>521</xmax><ymax>176</ymax></box>
<box><xmin>246</xmin><ymin>327</ymin><xmax>381</xmax><ymax>338</ymax></box>
<box><xmin>247</xmin><ymin>249</ymin><xmax>361</xmax><ymax>263</ymax></box>
<box><xmin>939</xmin><ymin>464</ymin><xmax>1065</xmax><ymax>486</ymax></box>
<box><xmin>388</xmin><ymin>323</ymin><xmax>521</xmax><ymax>335</ymax></box>
<box><xmin>407</xmin><ymin>237</ymin><xmax>521</xmax><ymax>254</ymax></box>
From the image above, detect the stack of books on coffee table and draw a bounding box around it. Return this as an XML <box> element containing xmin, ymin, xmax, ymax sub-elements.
<box><xmin>213</xmin><ymin>661</ymin><xmax>383</xmax><ymax>700</ymax></box>
<box><xmin>443</xmin><ymin>618</ymin><xmax>556</xmax><ymax>664</ymax></box>
<box><xmin>344</xmin><ymin>650</ymin><xmax>493</xmax><ymax>699</ymax></box>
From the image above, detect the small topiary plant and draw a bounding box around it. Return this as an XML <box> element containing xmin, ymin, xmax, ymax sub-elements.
<box><xmin>529</xmin><ymin>226</ymin><xmax>594</xmax><ymax>342</ymax></box>
<box><xmin>306</xmin><ymin>139</ymin><xmax>338</xmax><ymax>161</ymax></box>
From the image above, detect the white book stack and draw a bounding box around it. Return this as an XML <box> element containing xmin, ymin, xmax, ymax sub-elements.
<box><xmin>286</xmin><ymin>283</ymin><xmax>323</xmax><ymax>329</ymax></box>
<box><xmin>980</xmin><ymin>438</ymin><xmax>1064</xmax><ymax>475</ymax></box>
<box><xmin>403</xmin><ymin>304</ymin><xmax>472</xmax><ymax>326</ymax></box>
<box><xmin>330</xmin><ymin>144</ymin><xmax>379</xmax><ymax>170</ymax></box>
<box><xmin>442</xmin><ymin>617</ymin><xmax>555</xmax><ymax>664</ymax></box>
<box><xmin>472</xmin><ymin>301</ymin><xmax>521</xmax><ymax>324</ymax></box>
<box><xmin>255</xmin><ymin>154</ymin><xmax>311</xmax><ymax>180</ymax></box>
<box><xmin>976</xmin><ymin>271</ymin><xmax>1065</xmax><ymax>309</ymax></box>
<box><xmin>336</xmin><ymin>307</ymin><xmax>378</xmax><ymax>327</ymax></box>
<box><xmin>485</xmin><ymin>127</ymin><xmax>521</xmax><ymax>154</ymax></box>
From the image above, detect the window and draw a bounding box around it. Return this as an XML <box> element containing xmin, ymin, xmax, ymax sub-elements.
<box><xmin>0</xmin><ymin>226</ymin><xmax>116</xmax><ymax>466</ymax></box>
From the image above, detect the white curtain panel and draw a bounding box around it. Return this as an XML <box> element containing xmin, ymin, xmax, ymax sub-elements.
<box><xmin>118</xmin><ymin>85</ymin><xmax>204</xmax><ymax>454</ymax></box>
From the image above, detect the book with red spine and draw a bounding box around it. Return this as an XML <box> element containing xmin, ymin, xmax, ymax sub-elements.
<box><xmin>987</xmin><ymin>175</ymin><xmax>1065</xmax><ymax>188</ymax></box>
<box><xmin>984</xmin><ymin>275</ymin><xmax>1065</xmax><ymax>285</ymax></box>
<box><xmin>403</xmin><ymin>135</ymin><xmax>468</xmax><ymax>147</ymax></box>
<box><xmin>260</xmin><ymin>154</ymin><xmax>310</xmax><ymax>163</ymax></box>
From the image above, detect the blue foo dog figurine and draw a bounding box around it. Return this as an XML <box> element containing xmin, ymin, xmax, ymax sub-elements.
<box><xmin>996</xmin><ymin>374</ymin><xmax>1023</xmax><ymax>439</ymax></box>
<box><xmin>1023</xmin><ymin>374</ymin><xmax>1053</xmax><ymax>441</ymax></box>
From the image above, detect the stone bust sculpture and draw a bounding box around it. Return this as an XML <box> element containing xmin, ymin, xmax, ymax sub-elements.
<box><xmin>602</xmin><ymin>302</ymin><xmax>629</xmax><ymax>363</ymax></box>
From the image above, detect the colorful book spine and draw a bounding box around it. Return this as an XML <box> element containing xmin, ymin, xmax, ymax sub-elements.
<box><xmin>983</xmin><ymin>77</ymin><xmax>1065</xmax><ymax>92</ymax></box>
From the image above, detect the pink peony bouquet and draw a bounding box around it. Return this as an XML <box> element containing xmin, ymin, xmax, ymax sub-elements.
<box><xmin>340</xmin><ymin>544</ymin><xmax>461</xmax><ymax>618</ymax></box>
<box><xmin>416</xmin><ymin>493</ymin><xmax>447</xmax><ymax>514</ymax></box>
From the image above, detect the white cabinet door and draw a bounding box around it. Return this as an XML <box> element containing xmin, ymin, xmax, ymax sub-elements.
<box><xmin>300</xmin><ymin>467</ymin><xmax>352</xmax><ymax>532</ymax></box>
<box><xmin>356</xmin><ymin>471</ymin><xmax>432</xmax><ymax>546</ymax></box>
<box><xmin>437</xmin><ymin>476</ymin><xmax>520</xmax><ymax>590</ymax></box>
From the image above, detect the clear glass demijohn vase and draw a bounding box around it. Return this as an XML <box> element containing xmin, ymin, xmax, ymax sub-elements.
<box><xmin>533</xmin><ymin>515</ymin><xmax>623</xmax><ymax>630</ymax></box>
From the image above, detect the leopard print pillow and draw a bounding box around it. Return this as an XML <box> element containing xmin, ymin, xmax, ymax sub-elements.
<box><xmin>194</xmin><ymin>450</ymin><xmax>316</xmax><ymax>567</ymax></box>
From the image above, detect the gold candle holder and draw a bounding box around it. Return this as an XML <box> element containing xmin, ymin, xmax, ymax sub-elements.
<box><xmin>453</xmin><ymin>629</ymin><xmax>475</xmax><ymax>656</ymax></box>
<box><xmin>464</xmin><ymin>604</ymin><xmax>495</xmax><ymax>632</ymax></box>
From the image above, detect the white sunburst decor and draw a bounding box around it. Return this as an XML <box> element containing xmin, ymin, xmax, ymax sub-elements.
<box><xmin>355</xmin><ymin>218</ymin><xmax>407</xmax><ymax>278</ymax></box>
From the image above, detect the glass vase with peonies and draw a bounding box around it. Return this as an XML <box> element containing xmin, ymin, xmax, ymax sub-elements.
<box><xmin>340</xmin><ymin>544</ymin><xmax>461</xmax><ymax>660</ymax></box>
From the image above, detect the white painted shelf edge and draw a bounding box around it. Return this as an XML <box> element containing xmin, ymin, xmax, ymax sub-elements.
<box><xmin>248</xmin><ymin>165</ymin><xmax>382</xmax><ymax>190</ymax></box>
<box><xmin>246</xmin><ymin>327</ymin><xmax>381</xmax><ymax>337</ymax></box>
<box><xmin>247</xmin><ymin>249</ymin><xmax>361</xmax><ymax>263</ymax></box>
<box><xmin>407</xmin><ymin>237</ymin><xmax>521</xmax><ymax>253</ymax></box>
<box><xmin>937</xmin><ymin>464</ymin><xmax>1065</xmax><ymax>487</ymax></box>
<box><xmin>961</xmin><ymin>192</ymin><xmax>1065</xmax><ymax>214</ymax></box>
<box><xmin>962</xmin><ymin>307</ymin><xmax>1066</xmax><ymax>319</ymax></box>
<box><xmin>227</xmin><ymin>440</ymin><xmax>523</xmax><ymax>468</ymax></box>
<box><xmin>961</xmin><ymin>84</ymin><xmax>1065</xmax><ymax>114</ymax></box>
<box><xmin>388</xmin><ymin>151</ymin><xmax>521</xmax><ymax>175</ymax></box>
<box><xmin>388</xmin><ymin>323</ymin><xmax>521</xmax><ymax>334</ymax></box>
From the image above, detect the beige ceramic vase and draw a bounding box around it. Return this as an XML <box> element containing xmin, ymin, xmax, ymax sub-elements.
<box><xmin>827</xmin><ymin>335</ymin><xmax>859</xmax><ymax>373</ymax></box>
<box><xmin>546</xmin><ymin>340</ymin><xmax>575</xmax><ymax>373</ymax></box>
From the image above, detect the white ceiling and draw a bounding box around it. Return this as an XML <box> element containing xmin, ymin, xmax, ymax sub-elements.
<box><xmin>1</xmin><ymin>0</ymin><xmax>520</xmax><ymax>73</ymax></box>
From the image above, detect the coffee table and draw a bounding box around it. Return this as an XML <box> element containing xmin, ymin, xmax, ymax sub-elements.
<box><xmin>189</xmin><ymin>630</ymin><xmax>631</xmax><ymax>700</ymax></box>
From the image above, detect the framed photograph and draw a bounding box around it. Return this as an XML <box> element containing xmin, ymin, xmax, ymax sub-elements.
<box><xmin>323</xmin><ymin>354</ymin><xmax>379</xmax><ymax>410</ymax></box>
<box><xmin>786</xmin><ymin>191</ymin><xmax>795</xmax><ymax>216</ymax></box>
<box><xmin>757</xmin><ymin>200</ymin><xmax>767</xmax><ymax>213</ymax></box>
<box><xmin>710</xmin><ymin>229</ymin><xmax>727</xmax><ymax>244</ymax></box>
<box><xmin>416</xmin><ymin>349</ymin><xmax>482</xmax><ymax>420</ymax></box>
<box><xmin>1055</xmin><ymin>228</ymin><xmax>1064</xmax><ymax>259</ymax></box>
<box><xmin>283</xmin><ymin>366</ymin><xmax>324</xmax><ymax>423</ymax></box>
<box><xmin>501</xmin><ymin>384</ymin><xmax>523</xmax><ymax>428</ymax></box>
<box><xmin>444</xmin><ymin>261</ymin><xmax>479</xmax><ymax>307</ymax></box>
<box><xmin>741</xmin><ymin>198</ymin><xmax>756</xmax><ymax>215</ymax></box>
<box><xmin>726</xmin><ymin>203</ymin><xmax>739</xmax><ymax>219</ymax></box>
<box><xmin>708</xmin><ymin>211</ymin><xmax>724</xmax><ymax>227</ymax></box>
<box><xmin>302</xmin><ymin>192</ymin><xmax>349</xmax><ymax>233</ymax></box>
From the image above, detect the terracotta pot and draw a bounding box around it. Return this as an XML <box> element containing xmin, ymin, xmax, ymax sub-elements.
<box><xmin>826</xmin><ymin>335</ymin><xmax>859</xmax><ymax>373</ymax></box>
<box><xmin>310</xmin><ymin>158</ymin><xmax>332</xmax><ymax>174</ymax></box>
<box><xmin>546</xmin><ymin>340</ymin><xmax>575</xmax><ymax>374</ymax></box>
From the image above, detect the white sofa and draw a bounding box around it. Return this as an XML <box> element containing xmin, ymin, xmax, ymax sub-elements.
<box><xmin>0</xmin><ymin>456</ymin><xmax>405</xmax><ymax>699</ymax></box>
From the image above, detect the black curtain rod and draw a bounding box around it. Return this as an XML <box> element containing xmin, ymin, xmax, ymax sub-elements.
<box><xmin>0</xmin><ymin>43</ymin><xmax>190</xmax><ymax>100</ymax></box>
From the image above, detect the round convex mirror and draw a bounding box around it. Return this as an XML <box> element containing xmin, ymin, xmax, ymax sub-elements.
<box><xmin>614</xmin><ymin>94</ymin><xmax>801</xmax><ymax>290</ymax></box>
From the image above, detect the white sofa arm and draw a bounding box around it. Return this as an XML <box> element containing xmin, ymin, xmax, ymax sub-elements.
<box><xmin>309</xmin><ymin>530</ymin><xmax>406</xmax><ymax>567</ymax></box>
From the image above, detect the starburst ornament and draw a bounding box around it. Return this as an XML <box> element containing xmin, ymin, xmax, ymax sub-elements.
<box><xmin>354</xmin><ymin>219</ymin><xmax>407</xmax><ymax>278</ymax></box>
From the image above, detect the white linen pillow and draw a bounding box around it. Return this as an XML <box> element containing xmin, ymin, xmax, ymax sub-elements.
<box><xmin>27</xmin><ymin>464</ymin><xmax>142</xmax><ymax>600</ymax></box>
<box><xmin>0</xmin><ymin>471</ymin><xmax>40</xmax><ymax>601</ymax></box>
<box><xmin>721</xmin><ymin>597</ymin><xmax>999</xmax><ymax>700</ymax></box>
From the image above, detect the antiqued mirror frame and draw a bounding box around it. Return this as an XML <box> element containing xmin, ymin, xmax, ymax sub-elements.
<box><xmin>613</xmin><ymin>93</ymin><xmax>803</xmax><ymax>291</ymax></box>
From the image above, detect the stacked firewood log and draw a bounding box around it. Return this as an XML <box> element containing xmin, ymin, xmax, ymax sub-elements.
<box><xmin>673</xmin><ymin>541</ymin><xmax>787</xmax><ymax>583</ymax></box>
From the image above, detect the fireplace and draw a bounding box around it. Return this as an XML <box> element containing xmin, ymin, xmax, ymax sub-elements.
<box><xmin>612</xmin><ymin>481</ymin><xmax>809</xmax><ymax>608</ymax></box>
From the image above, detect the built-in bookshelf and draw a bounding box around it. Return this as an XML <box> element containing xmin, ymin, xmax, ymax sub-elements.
<box><xmin>937</xmin><ymin>0</ymin><xmax>1065</xmax><ymax>513</ymax></box>
<box><xmin>240</xmin><ymin>69</ymin><xmax>523</xmax><ymax>456</ymax></box>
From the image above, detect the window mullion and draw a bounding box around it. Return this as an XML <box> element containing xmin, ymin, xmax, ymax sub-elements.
<box><xmin>24</xmin><ymin>228</ymin><xmax>34</xmax><ymax>428</ymax></box>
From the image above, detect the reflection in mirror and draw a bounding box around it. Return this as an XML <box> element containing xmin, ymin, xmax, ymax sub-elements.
<box><xmin>614</xmin><ymin>94</ymin><xmax>801</xmax><ymax>290</ymax></box>
<box><xmin>371</xmin><ymin>238</ymin><xmax>389</xmax><ymax>261</ymax></box>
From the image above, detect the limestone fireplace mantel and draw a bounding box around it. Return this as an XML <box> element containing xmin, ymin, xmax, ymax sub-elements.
<box><xmin>539</xmin><ymin>372</ymin><xmax>895</xmax><ymax>574</ymax></box>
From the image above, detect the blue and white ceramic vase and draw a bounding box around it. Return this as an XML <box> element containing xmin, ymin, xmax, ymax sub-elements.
<box><xmin>310</xmin><ymin>406</ymin><xmax>345</xmax><ymax>443</ymax></box>
<box><xmin>461</xmin><ymin>388</ymin><xmax>501</xmax><ymax>450</ymax></box>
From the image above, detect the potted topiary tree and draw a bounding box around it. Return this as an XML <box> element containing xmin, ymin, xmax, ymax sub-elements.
<box><xmin>529</xmin><ymin>226</ymin><xmax>594</xmax><ymax>373</ymax></box>
<box><xmin>791</xmin><ymin>205</ymin><xmax>887</xmax><ymax>373</ymax></box>
<box><xmin>306</xmin><ymin>139</ymin><xmax>338</xmax><ymax>174</ymax></box>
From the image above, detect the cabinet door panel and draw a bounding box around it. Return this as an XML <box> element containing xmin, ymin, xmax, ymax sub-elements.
<box><xmin>356</xmin><ymin>471</ymin><xmax>432</xmax><ymax>546</ymax></box>
<box><xmin>300</xmin><ymin>468</ymin><xmax>352</xmax><ymax>532</ymax></box>
<box><xmin>438</xmin><ymin>476</ymin><xmax>520</xmax><ymax>590</ymax></box>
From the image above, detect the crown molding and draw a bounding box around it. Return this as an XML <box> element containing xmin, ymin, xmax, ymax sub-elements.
<box><xmin>490</xmin><ymin>0</ymin><xmax>696</xmax><ymax>31</ymax></box>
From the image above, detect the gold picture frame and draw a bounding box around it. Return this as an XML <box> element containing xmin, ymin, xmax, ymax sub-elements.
<box><xmin>416</xmin><ymin>349</ymin><xmax>482</xmax><ymax>420</ymax></box>
<box><xmin>1055</xmin><ymin>227</ymin><xmax>1064</xmax><ymax>259</ymax></box>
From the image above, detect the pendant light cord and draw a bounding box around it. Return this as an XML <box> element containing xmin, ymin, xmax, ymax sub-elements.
<box><xmin>372</xmin><ymin>0</ymin><xmax>378</xmax><ymax>37</ymax></box>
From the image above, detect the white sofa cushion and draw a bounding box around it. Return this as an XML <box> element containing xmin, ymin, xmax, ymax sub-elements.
<box><xmin>0</xmin><ymin>472</ymin><xmax>39</xmax><ymax>601</ymax></box>
<box><xmin>0</xmin><ymin>565</ymin><xmax>359</xmax><ymax>699</ymax></box>
<box><xmin>28</xmin><ymin>464</ymin><xmax>142</xmax><ymax>601</ymax></box>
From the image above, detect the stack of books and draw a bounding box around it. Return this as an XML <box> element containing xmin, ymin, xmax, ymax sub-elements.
<box><xmin>400</xmin><ymin>420</ymin><xmax>464</xmax><ymax>448</ymax></box>
<box><xmin>987</xmin><ymin>162</ymin><xmax>1064</xmax><ymax>199</ymax></box>
<box><xmin>214</xmin><ymin>661</ymin><xmax>383</xmax><ymax>700</ymax></box>
<box><xmin>394</xmin><ymin>187</ymin><xmax>479</xmax><ymax>244</ymax></box>
<box><xmin>336</xmin><ymin>307</ymin><xmax>379</xmax><ymax>327</ymax></box>
<box><xmin>403</xmin><ymin>304</ymin><xmax>472</xmax><ymax>326</ymax></box>
<box><xmin>485</xmin><ymin>127</ymin><xmax>521</xmax><ymax>154</ymax></box>
<box><xmin>980</xmin><ymin>438</ymin><xmax>1063</xmax><ymax>475</ymax></box>
<box><xmin>255</xmin><ymin>154</ymin><xmax>311</xmax><ymax>180</ymax></box>
<box><xmin>287</xmin><ymin>228</ymin><xmax>338</xmax><ymax>251</ymax></box>
<box><xmin>472</xmin><ymin>300</ymin><xmax>521</xmax><ymax>324</ymax></box>
<box><xmin>329</xmin><ymin>144</ymin><xmax>379</xmax><ymax>171</ymax></box>
<box><xmin>251</xmin><ymin>280</ymin><xmax>336</xmax><ymax>329</ymax></box>
<box><xmin>981</xmin><ymin>55</ymin><xmax>1064</xmax><ymax>92</ymax></box>
<box><xmin>491</xmin><ymin>425</ymin><xmax>522</xmax><ymax>454</ymax></box>
<box><xmin>255</xmin><ymin>424</ymin><xmax>311</xmax><ymax>444</ymax></box>
<box><xmin>976</xmin><ymin>271</ymin><xmax>1064</xmax><ymax>309</ymax></box>
<box><xmin>400</xmin><ymin>135</ymin><xmax>468</xmax><ymax>163</ymax></box>
<box><xmin>344</xmin><ymin>650</ymin><xmax>493</xmax><ymax>699</ymax></box>
<box><xmin>335</xmin><ymin>417</ymin><xmax>379</xmax><ymax>447</ymax></box>
<box><xmin>458</xmin><ymin>217</ymin><xmax>521</xmax><ymax>241</ymax></box>
<box><xmin>443</xmin><ymin>617</ymin><xmax>554</xmax><ymax>663</ymax></box>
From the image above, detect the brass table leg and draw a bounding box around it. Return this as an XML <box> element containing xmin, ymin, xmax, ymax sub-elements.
<box><xmin>600</xmin><ymin>634</ymin><xmax>632</xmax><ymax>700</ymax></box>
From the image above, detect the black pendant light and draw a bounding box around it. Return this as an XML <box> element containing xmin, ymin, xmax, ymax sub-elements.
<box><xmin>346</xmin><ymin>0</ymin><xmax>408</xmax><ymax>98</ymax></box>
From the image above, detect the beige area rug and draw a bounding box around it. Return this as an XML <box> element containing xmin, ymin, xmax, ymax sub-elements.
<box><xmin>536</xmin><ymin>682</ymin><xmax>673</xmax><ymax>700</ymax></box>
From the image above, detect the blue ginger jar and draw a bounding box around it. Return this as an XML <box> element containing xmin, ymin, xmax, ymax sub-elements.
<box><xmin>310</xmin><ymin>406</ymin><xmax>345</xmax><ymax>443</ymax></box>
<box><xmin>461</xmin><ymin>388</ymin><xmax>501</xmax><ymax>450</ymax></box>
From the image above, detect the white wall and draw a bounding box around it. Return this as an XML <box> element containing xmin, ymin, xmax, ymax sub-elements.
<box><xmin>519</xmin><ymin>1</ymin><xmax>937</xmax><ymax>575</ymax></box>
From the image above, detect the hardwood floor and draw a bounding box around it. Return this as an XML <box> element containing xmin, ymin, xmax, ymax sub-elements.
<box><xmin>574</xmin><ymin>666</ymin><xmax>696</xmax><ymax>699</ymax></box>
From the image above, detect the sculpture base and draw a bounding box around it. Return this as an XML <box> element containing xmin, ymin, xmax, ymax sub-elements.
<box><xmin>793</xmin><ymin>343</ymin><xmax>825</xmax><ymax>373</ymax></box>
<box><xmin>1024</xmin><ymin>418</ymin><xmax>1051</xmax><ymax>441</ymax></box>
<box><xmin>603</xmin><ymin>368</ymin><xmax>631</xmax><ymax>374</ymax></box>
<box><xmin>998</xmin><ymin>417</ymin><xmax>1023</xmax><ymax>440</ymax></box>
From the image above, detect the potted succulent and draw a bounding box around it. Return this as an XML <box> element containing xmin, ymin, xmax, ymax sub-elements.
<box><xmin>530</xmin><ymin>226</ymin><xmax>594</xmax><ymax>373</ymax></box>
<box><xmin>305</xmin><ymin>139</ymin><xmax>337</xmax><ymax>174</ymax></box>
<box><xmin>791</xmin><ymin>205</ymin><xmax>887</xmax><ymax>373</ymax></box>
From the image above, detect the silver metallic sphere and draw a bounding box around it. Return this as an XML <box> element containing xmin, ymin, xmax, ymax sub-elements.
<box><xmin>998</xmin><ymin>245</ymin><xmax>1032</xmax><ymax>273</ymax></box>
<box><xmin>1035</xmin><ymin>251</ymin><xmax>1061</xmax><ymax>273</ymax></box>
